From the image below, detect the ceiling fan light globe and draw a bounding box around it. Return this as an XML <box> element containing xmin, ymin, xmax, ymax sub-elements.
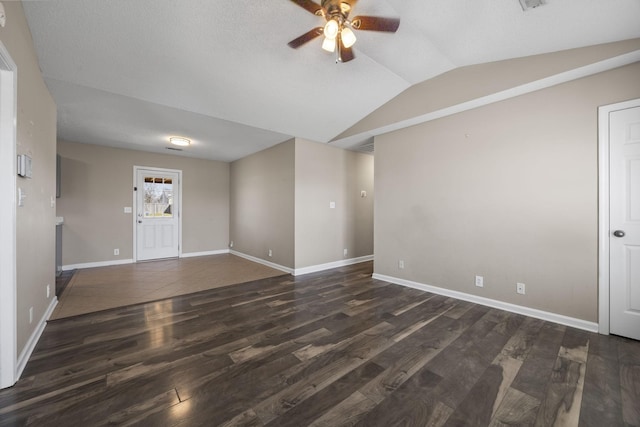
<box><xmin>170</xmin><ymin>137</ymin><xmax>190</xmax><ymax>147</ymax></box>
<box><xmin>322</xmin><ymin>36</ymin><xmax>336</xmax><ymax>52</ymax></box>
<box><xmin>324</xmin><ymin>19</ymin><xmax>339</xmax><ymax>40</ymax></box>
<box><xmin>341</xmin><ymin>27</ymin><xmax>357</xmax><ymax>48</ymax></box>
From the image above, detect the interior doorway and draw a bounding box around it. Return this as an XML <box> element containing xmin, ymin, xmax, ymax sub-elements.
<box><xmin>0</xmin><ymin>42</ymin><xmax>18</xmax><ymax>389</ymax></box>
<box><xmin>599</xmin><ymin>98</ymin><xmax>640</xmax><ymax>340</ymax></box>
<box><xmin>133</xmin><ymin>166</ymin><xmax>182</xmax><ymax>261</ymax></box>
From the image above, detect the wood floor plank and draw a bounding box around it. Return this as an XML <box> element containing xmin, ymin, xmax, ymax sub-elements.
<box><xmin>618</xmin><ymin>337</ymin><xmax>640</xmax><ymax>426</ymax></box>
<box><xmin>1</xmin><ymin>261</ymin><xmax>639</xmax><ymax>426</ymax></box>
<box><xmin>490</xmin><ymin>387</ymin><xmax>540</xmax><ymax>426</ymax></box>
<box><xmin>266</xmin><ymin>361</ymin><xmax>385</xmax><ymax>427</ymax></box>
<box><xmin>353</xmin><ymin>367</ymin><xmax>447</xmax><ymax>427</ymax></box>
<box><xmin>510</xmin><ymin>322</ymin><xmax>566</xmax><ymax>401</ymax></box>
<box><xmin>533</xmin><ymin>328</ymin><xmax>589</xmax><ymax>426</ymax></box>
<box><xmin>307</xmin><ymin>391</ymin><xmax>378</xmax><ymax>427</ymax></box>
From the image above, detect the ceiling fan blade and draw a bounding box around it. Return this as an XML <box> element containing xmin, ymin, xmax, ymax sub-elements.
<box><xmin>338</xmin><ymin>37</ymin><xmax>355</xmax><ymax>63</ymax></box>
<box><xmin>287</xmin><ymin>27</ymin><xmax>324</xmax><ymax>49</ymax></box>
<box><xmin>289</xmin><ymin>0</ymin><xmax>323</xmax><ymax>15</ymax></box>
<box><xmin>351</xmin><ymin>16</ymin><xmax>400</xmax><ymax>32</ymax></box>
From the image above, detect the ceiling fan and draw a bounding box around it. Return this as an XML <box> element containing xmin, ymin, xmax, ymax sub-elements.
<box><xmin>287</xmin><ymin>0</ymin><xmax>400</xmax><ymax>63</ymax></box>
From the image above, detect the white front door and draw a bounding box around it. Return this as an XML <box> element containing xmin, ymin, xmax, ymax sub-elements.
<box><xmin>135</xmin><ymin>167</ymin><xmax>181</xmax><ymax>261</ymax></box>
<box><xmin>610</xmin><ymin>105</ymin><xmax>640</xmax><ymax>340</ymax></box>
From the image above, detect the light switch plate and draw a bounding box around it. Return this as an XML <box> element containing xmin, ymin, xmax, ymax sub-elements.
<box><xmin>124</xmin><ymin>207</ymin><xmax>132</xmax><ymax>213</ymax></box>
<box><xmin>17</xmin><ymin>154</ymin><xmax>32</xmax><ymax>178</ymax></box>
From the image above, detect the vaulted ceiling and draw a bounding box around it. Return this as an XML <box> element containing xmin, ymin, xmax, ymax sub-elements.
<box><xmin>22</xmin><ymin>0</ymin><xmax>640</xmax><ymax>161</ymax></box>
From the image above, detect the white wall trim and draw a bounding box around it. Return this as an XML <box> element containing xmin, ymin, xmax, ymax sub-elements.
<box><xmin>373</xmin><ymin>273</ymin><xmax>599</xmax><ymax>333</ymax></box>
<box><xmin>15</xmin><ymin>297</ymin><xmax>57</xmax><ymax>381</ymax></box>
<box><xmin>180</xmin><ymin>249</ymin><xmax>230</xmax><ymax>258</ymax></box>
<box><xmin>597</xmin><ymin>98</ymin><xmax>640</xmax><ymax>335</ymax></box>
<box><xmin>230</xmin><ymin>250</ymin><xmax>293</xmax><ymax>275</ymax></box>
<box><xmin>293</xmin><ymin>255</ymin><xmax>374</xmax><ymax>276</ymax></box>
<box><xmin>62</xmin><ymin>259</ymin><xmax>134</xmax><ymax>271</ymax></box>
<box><xmin>334</xmin><ymin>50</ymin><xmax>640</xmax><ymax>147</ymax></box>
<box><xmin>0</xmin><ymin>41</ymin><xmax>18</xmax><ymax>389</ymax></box>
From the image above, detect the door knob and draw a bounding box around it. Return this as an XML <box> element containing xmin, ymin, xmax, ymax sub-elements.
<box><xmin>613</xmin><ymin>230</ymin><xmax>626</xmax><ymax>238</ymax></box>
<box><xmin>138</xmin><ymin>220</ymin><xmax>142</xmax><ymax>224</ymax></box>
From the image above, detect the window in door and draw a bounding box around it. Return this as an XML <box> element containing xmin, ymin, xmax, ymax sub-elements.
<box><xmin>143</xmin><ymin>177</ymin><xmax>173</xmax><ymax>218</ymax></box>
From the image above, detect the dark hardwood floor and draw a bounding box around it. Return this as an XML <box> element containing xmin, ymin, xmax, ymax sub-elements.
<box><xmin>0</xmin><ymin>262</ymin><xmax>638</xmax><ymax>426</ymax></box>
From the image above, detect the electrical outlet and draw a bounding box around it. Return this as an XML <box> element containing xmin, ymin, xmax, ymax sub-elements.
<box><xmin>229</xmin><ymin>241</ymin><xmax>234</xmax><ymax>248</ymax></box>
<box><xmin>517</xmin><ymin>282</ymin><xmax>526</xmax><ymax>295</ymax></box>
<box><xmin>329</xmin><ymin>201</ymin><xmax>336</xmax><ymax>209</ymax></box>
<box><xmin>268</xmin><ymin>249</ymin><xmax>272</xmax><ymax>257</ymax></box>
<box><xmin>29</xmin><ymin>307</ymin><xmax>33</xmax><ymax>324</ymax></box>
<box><xmin>398</xmin><ymin>260</ymin><xmax>405</xmax><ymax>269</ymax></box>
<box><xmin>46</xmin><ymin>284</ymin><xmax>50</xmax><ymax>299</ymax></box>
<box><xmin>114</xmin><ymin>248</ymin><xmax>119</xmax><ymax>256</ymax></box>
<box><xmin>475</xmin><ymin>276</ymin><xmax>484</xmax><ymax>287</ymax></box>
<box><xmin>344</xmin><ymin>248</ymin><xmax>348</xmax><ymax>257</ymax></box>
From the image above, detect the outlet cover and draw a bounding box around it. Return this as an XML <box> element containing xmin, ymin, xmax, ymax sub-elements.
<box><xmin>268</xmin><ymin>249</ymin><xmax>273</xmax><ymax>257</ymax></box>
<box><xmin>398</xmin><ymin>260</ymin><xmax>405</xmax><ymax>269</ymax></box>
<box><xmin>114</xmin><ymin>248</ymin><xmax>120</xmax><ymax>256</ymax></box>
<box><xmin>517</xmin><ymin>283</ymin><xmax>526</xmax><ymax>295</ymax></box>
<box><xmin>475</xmin><ymin>276</ymin><xmax>484</xmax><ymax>287</ymax></box>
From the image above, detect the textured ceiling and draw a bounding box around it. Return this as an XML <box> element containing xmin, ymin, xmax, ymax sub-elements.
<box><xmin>21</xmin><ymin>0</ymin><xmax>640</xmax><ymax>161</ymax></box>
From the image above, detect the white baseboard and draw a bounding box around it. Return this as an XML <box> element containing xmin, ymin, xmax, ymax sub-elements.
<box><xmin>180</xmin><ymin>249</ymin><xmax>230</xmax><ymax>258</ymax></box>
<box><xmin>16</xmin><ymin>296</ymin><xmax>58</xmax><ymax>380</ymax></box>
<box><xmin>293</xmin><ymin>255</ymin><xmax>374</xmax><ymax>276</ymax></box>
<box><xmin>62</xmin><ymin>259</ymin><xmax>134</xmax><ymax>271</ymax></box>
<box><xmin>230</xmin><ymin>250</ymin><xmax>293</xmax><ymax>274</ymax></box>
<box><xmin>372</xmin><ymin>273</ymin><xmax>599</xmax><ymax>333</ymax></box>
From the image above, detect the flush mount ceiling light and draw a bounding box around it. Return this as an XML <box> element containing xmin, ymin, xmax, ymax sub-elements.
<box><xmin>169</xmin><ymin>137</ymin><xmax>190</xmax><ymax>147</ymax></box>
<box><xmin>287</xmin><ymin>0</ymin><xmax>400</xmax><ymax>63</ymax></box>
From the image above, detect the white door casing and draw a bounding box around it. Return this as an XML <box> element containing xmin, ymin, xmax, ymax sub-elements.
<box><xmin>0</xmin><ymin>42</ymin><xmax>17</xmax><ymax>389</ymax></box>
<box><xmin>599</xmin><ymin>98</ymin><xmax>640</xmax><ymax>340</ymax></box>
<box><xmin>609</xmin><ymin>105</ymin><xmax>640</xmax><ymax>340</ymax></box>
<box><xmin>134</xmin><ymin>167</ymin><xmax>181</xmax><ymax>262</ymax></box>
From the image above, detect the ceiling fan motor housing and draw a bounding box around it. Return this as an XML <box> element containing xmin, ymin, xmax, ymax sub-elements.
<box><xmin>321</xmin><ymin>0</ymin><xmax>352</xmax><ymax>23</ymax></box>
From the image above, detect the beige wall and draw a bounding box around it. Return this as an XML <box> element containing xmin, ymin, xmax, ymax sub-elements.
<box><xmin>57</xmin><ymin>141</ymin><xmax>230</xmax><ymax>264</ymax></box>
<box><xmin>338</xmin><ymin>39</ymin><xmax>640</xmax><ymax>140</ymax></box>
<box><xmin>230</xmin><ymin>138</ymin><xmax>374</xmax><ymax>270</ymax></box>
<box><xmin>0</xmin><ymin>3</ymin><xmax>57</xmax><ymax>353</ymax></box>
<box><xmin>374</xmin><ymin>62</ymin><xmax>640</xmax><ymax>323</ymax></box>
<box><xmin>295</xmin><ymin>139</ymin><xmax>373</xmax><ymax>268</ymax></box>
<box><xmin>230</xmin><ymin>139</ymin><xmax>295</xmax><ymax>268</ymax></box>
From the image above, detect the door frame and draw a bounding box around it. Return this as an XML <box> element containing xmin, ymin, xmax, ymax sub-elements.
<box><xmin>132</xmin><ymin>166</ymin><xmax>183</xmax><ymax>262</ymax></box>
<box><xmin>0</xmin><ymin>42</ymin><xmax>18</xmax><ymax>388</ymax></box>
<box><xmin>598</xmin><ymin>98</ymin><xmax>640</xmax><ymax>335</ymax></box>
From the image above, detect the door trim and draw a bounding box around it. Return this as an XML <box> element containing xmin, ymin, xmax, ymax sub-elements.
<box><xmin>132</xmin><ymin>166</ymin><xmax>183</xmax><ymax>262</ymax></box>
<box><xmin>0</xmin><ymin>42</ymin><xmax>18</xmax><ymax>389</ymax></box>
<box><xmin>598</xmin><ymin>98</ymin><xmax>640</xmax><ymax>335</ymax></box>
